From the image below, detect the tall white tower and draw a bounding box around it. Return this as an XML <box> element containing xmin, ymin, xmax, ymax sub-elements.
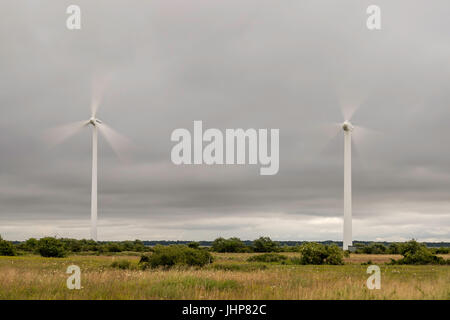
<box><xmin>90</xmin><ymin>120</ymin><xmax>98</xmax><ymax>241</ymax></box>
<box><xmin>342</xmin><ymin>121</ymin><xmax>353</xmax><ymax>250</ymax></box>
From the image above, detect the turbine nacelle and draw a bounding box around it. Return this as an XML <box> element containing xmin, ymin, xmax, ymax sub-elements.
<box><xmin>89</xmin><ymin>117</ymin><xmax>102</xmax><ymax>126</ymax></box>
<box><xmin>342</xmin><ymin>121</ymin><xmax>353</xmax><ymax>132</ymax></box>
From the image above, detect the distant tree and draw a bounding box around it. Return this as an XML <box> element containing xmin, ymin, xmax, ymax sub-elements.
<box><xmin>387</xmin><ymin>243</ymin><xmax>402</xmax><ymax>254</ymax></box>
<box><xmin>299</xmin><ymin>242</ymin><xmax>343</xmax><ymax>265</ymax></box>
<box><xmin>139</xmin><ymin>245</ymin><xmax>213</xmax><ymax>269</ymax></box>
<box><xmin>390</xmin><ymin>240</ymin><xmax>448</xmax><ymax>265</ymax></box>
<box><xmin>105</xmin><ymin>243</ymin><xmax>123</xmax><ymax>253</ymax></box>
<box><xmin>61</xmin><ymin>238</ymin><xmax>82</xmax><ymax>252</ymax></box>
<box><xmin>252</xmin><ymin>237</ymin><xmax>279</xmax><ymax>252</ymax></box>
<box><xmin>358</xmin><ymin>243</ymin><xmax>387</xmax><ymax>254</ymax></box>
<box><xmin>133</xmin><ymin>239</ymin><xmax>147</xmax><ymax>252</ymax></box>
<box><xmin>25</xmin><ymin>238</ymin><xmax>39</xmax><ymax>251</ymax></box>
<box><xmin>212</xmin><ymin>237</ymin><xmax>248</xmax><ymax>253</ymax></box>
<box><xmin>37</xmin><ymin>237</ymin><xmax>67</xmax><ymax>258</ymax></box>
<box><xmin>188</xmin><ymin>242</ymin><xmax>200</xmax><ymax>249</ymax></box>
<box><xmin>432</xmin><ymin>247</ymin><xmax>450</xmax><ymax>254</ymax></box>
<box><xmin>0</xmin><ymin>238</ymin><xmax>16</xmax><ymax>256</ymax></box>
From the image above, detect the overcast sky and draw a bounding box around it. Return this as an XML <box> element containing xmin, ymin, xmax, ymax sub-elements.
<box><xmin>1</xmin><ymin>1</ymin><xmax>449</xmax><ymax>241</ymax></box>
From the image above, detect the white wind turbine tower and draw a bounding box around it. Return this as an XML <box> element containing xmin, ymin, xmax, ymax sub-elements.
<box><xmin>321</xmin><ymin>98</ymin><xmax>378</xmax><ymax>251</ymax></box>
<box><xmin>342</xmin><ymin>119</ymin><xmax>353</xmax><ymax>251</ymax></box>
<box><xmin>45</xmin><ymin>77</ymin><xmax>131</xmax><ymax>241</ymax></box>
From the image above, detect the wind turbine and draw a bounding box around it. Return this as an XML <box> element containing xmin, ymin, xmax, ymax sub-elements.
<box><xmin>316</xmin><ymin>97</ymin><xmax>378</xmax><ymax>251</ymax></box>
<box><xmin>337</xmin><ymin>102</ymin><xmax>378</xmax><ymax>250</ymax></box>
<box><xmin>44</xmin><ymin>77</ymin><xmax>131</xmax><ymax>241</ymax></box>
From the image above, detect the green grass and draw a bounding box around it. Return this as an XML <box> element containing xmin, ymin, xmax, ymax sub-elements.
<box><xmin>0</xmin><ymin>254</ymin><xmax>448</xmax><ymax>299</ymax></box>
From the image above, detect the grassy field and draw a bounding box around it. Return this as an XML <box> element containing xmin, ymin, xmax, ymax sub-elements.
<box><xmin>0</xmin><ymin>253</ymin><xmax>449</xmax><ymax>300</ymax></box>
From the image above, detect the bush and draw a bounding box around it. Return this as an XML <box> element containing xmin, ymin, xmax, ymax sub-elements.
<box><xmin>139</xmin><ymin>245</ymin><xmax>213</xmax><ymax>269</ymax></box>
<box><xmin>188</xmin><ymin>242</ymin><xmax>200</xmax><ymax>249</ymax></box>
<box><xmin>252</xmin><ymin>237</ymin><xmax>279</xmax><ymax>252</ymax></box>
<box><xmin>390</xmin><ymin>240</ymin><xmax>447</xmax><ymax>265</ymax></box>
<box><xmin>298</xmin><ymin>242</ymin><xmax>343</xmax><ymax>265</ymax></box>
<box><xmin>37</xmin><ymin>237</ymin><xmax>67</xmax><ymax>258</ymax></box>
<box><xmin>105</xmin><ymin>243</ymin><xmax>124</xmax><ymax>253</ymax></box>
<box><xmin>279</xmin><ymin>245</ymin><xmax>300</xmax><ymax>252</ymax></box>
<box><xmin>0</xmin><ymin>239</ymin><xmax>16</xmax><ymax>256</ymax></box>
<box><xmin>431</xmin><ymin>247</ymin><xmax>450</xmax><ymax>254</ymax></box>
<box><xmin>387</xmin><ymin>243</ymin><xmax>402</xmax><ymax>254</ymax></box>
<box><xmin>211</xmin><ymin>237</ymin><xmax>248</xmax><ymax>253</ymax></box>
<box><xmin>247</xmin><ymin>253</ymin><xmax>288</xmax><ymax>263</ymax></box>
<box><xmin>111</xmin><ymin>259</ymin><xmax>132</xmax><ymax>270</ymax></box>
<box><xmin>356</xmin><ymin>243</ymin><xmax>387</xmax><ymax>254</ymax></box>
<box><xmin>398</xmin><ymin>240</ymin><xmax>423</xmax><ymax>256</ymax></box>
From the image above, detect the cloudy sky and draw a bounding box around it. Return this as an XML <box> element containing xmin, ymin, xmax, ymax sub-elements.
<box><xmin>1</xmin><ymin>1</ymin><xmax>449</xmax><ymax>241</ymax></box>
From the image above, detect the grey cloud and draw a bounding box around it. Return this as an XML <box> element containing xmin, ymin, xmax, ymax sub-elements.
<box><xmin>0</xmin><ymin>0</ymin><xmax>449</xmax><ymax>241</ymax></box>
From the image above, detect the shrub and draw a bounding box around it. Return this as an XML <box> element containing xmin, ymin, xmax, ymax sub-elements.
<box><xmin>252</xmin><ymin>237</ymin><xmax>280</xmax><ymax>252</ymax></box>
<box><xmin>111</xmin><ymin>259</ymin><xmax>132</xmax><ymax>270</ymax></box>
<box><xmin>356</xmin><ymin>243</ymin><xmax>387</xmax><ymax>254</ymax></box>
<box><xmin>139</xmin><ymin>245</ymin><xmax>213</xmax><ymax>269</ymax></box>
<box><xmin>387</xmin><ymin>243</ymin><xmax>402</xmax><ymax>254</ymax></box>
<box><xmin>62</xmin><ymin>238</ymin><xmax>82</xmax><ymax>252</ymax></box>
<box><xmin>0</xmin><ymin>239</ymin><xmax>16</xmax><ymax>256</ymax></box>
<box><xmin>247</xmin><ymin>253</ymin><xmax>288</xmax><ymax>263</ymax></box>
<box><xmin>19</xmin><ymin>238</ymin><xmax>38</xmax><ymax>252</ymax></box>
<box><xmin>188</xmin><ymin>242</ymin><xmax>200</xmax><ymax>249</ymax></box>
<box><xmin>398</xmin><ymin>239</ymin><xmax>423</xmax><ymax>256</ymax></box>
<box><xmin>211</xmin><ymin>237</ymin><xmax>248</xmax><ymax>253</ymax></box>
<box><xmin>105</xmin><ymin>243</ymin><xmax>124</xmax><ymax>253</ymax></box>
<box><xmin>390</xmin><ymin>240</ymin><xmax>447</xmax><ymax>265</ymax></box>
<box><xmin>431</xmin><ymin>247</ymin><xmax>450</xmax><ymax>254</ymax></box>
<box><xmin>298</xmin><ymin>242</ymin><xmax>343</xmax><ymax>265</ymax></box>
<box><xmin>324</xmin><ymin>245</ymin><xmax>345</xmax><ymax>265</ymax></box>
<box><xmin>279</xmin><ymin>245</ymin><xmax>300</xmax><ymax>252</ymax></box>
<box><xmin>37</xmin><ymin>237</ymin><xmax>67</xmax><ymax>258</ymax></box>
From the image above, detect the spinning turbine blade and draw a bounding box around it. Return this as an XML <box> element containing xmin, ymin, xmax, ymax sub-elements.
<box><xmin>336</xmin><ymin>86</ymin><xmax>367</xmax><ymax>121</ymax></box>
<box><xmin>317</xmin><ymin>122</ymin><xmax>342</xmax><ymax>155</ymax></box>
<box><xmin>97</xmin><ymin>123</ymin><xmax>132</xmax><ymax>160</ymax></box>
<box><xmin>322</xmin><ymin>122</ymin><xmax>342</xmax><ymax>141</ymax></box>
<box><xmin>352</xmin><ymin>125</ymin><xmax>380</xmax><ymax>146</ymax></box>
<box><xmin>90</xmin><ymin>74</ymin><xmax>112</xmax><ymax>118</ymax></box>
<box><xmin>43</xmin><ymin>120</ymin><xmax>88</xmax><ymax>146</ymax></box>
<box><xmin>340</xmin><ymin>103</ymin><xmax>360</xmax><ymax>122</ymax></box>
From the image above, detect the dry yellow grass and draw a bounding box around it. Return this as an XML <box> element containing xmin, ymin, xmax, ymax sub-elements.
<box><xmin>0</xmin><ymin>254</ymin><xmax>448</xmax><ymax>300</ymax></box>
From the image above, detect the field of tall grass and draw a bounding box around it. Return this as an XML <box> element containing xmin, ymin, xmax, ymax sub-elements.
<box><xmin>0</xmin><ymin>253</ymin><xmax>448</xmax><ymax>299</ymax></box>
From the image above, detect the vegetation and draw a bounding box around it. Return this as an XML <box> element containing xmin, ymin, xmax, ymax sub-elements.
<box><xmin>252</xmin><ymin>237</ymin><xmax>280</xmax><ymax>252</ymax></box>
<box><xmin>111</xmin><ymin>259</ymin><xmax>133</xmax><ymax>270</ymax></box>
<box><xmin>431</xmin><ymin>247</ymin><xmax>450</xmax><ymax>254</ymax></box>
<box><xmin>247</xmin><ymin>253</ymin><xmax>288</xmax><ymax>263</ymax></box>
<box><xmin>37</xmin><ymin>237</ymin><xmax>67</xmax><ymax>258</ymax></box>
<box><xmin>211</xmin><ymin>237</ymin><xmax>248</xmax><ymax>253</ymax></box>
<box><xmin>139</xmin><ymin>245</ymin><xmax>213</xmax><ymax>269</ymax></box>
<box><xmin>389</xmin><ymin>240</ymin><xmax>450</xmax><ymax>265</ymax></box>
<box><xmin>187</xmin><ymin>242</ymin><xmax>200</xmax><ymax>249</ymax></box>
<box><xmin>0</xmin><ymin>252</ymin><xmax>448</xmax><ymax>299</ymax></box>
<box><xmin>6</xmin><ymin>236</ymin><xmax>449</xmax><ymax>257</ymax></box>
<box><xmin>354</xmin><ymin>241</ymin><xmax>450</xmax><ymax>257</ymax></box>
<box><xmin>356</xmin><ymin>243</ymin><xmax>388</xmax><ymax>254</ymax></box>
<box><xmin>0</xmin><ymin>236</ymin><xmax>16</xmax><ymax>256</ymax></box>
<box><xmin>298</xmin><ymin>242</ymin><xmax>344</xmax><ymax>265</ymax></box>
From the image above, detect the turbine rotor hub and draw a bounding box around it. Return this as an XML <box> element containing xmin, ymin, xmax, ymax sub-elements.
<box><xmin>89</xmin><ymin>118</ymin><xmax>102</xmax><ymax>126</ymax></box>
<box><xmin>342</xmin><ymin>121</ymin><xmax>353</xmax><ymax>132</ymax></box>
